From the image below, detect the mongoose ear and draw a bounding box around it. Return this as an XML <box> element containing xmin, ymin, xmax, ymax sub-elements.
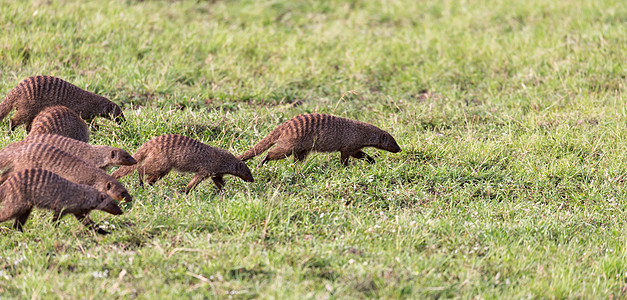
<box><xmin>106</xmin><ymin>182</ymin><xmax>112</xmax><ymax>191</ymax></box>
<box><xmin>110</xmin><ymin>150</ymin><xmax>116</xmax><ymax>159</ymax></box>
<box><xmin>99</xmin><ymin>193</ymin><xmax>106</xmax><ymax>202</ymax></box>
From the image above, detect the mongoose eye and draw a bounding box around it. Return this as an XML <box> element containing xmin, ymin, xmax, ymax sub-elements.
<box><xmin>106</xmin><ymin>182</ymin><xmax>112</xmax><ymax>190</ymax></box>
<box><xmin>110</xmin><ymin>151</ymin><xmax>116</xmax><ymax>159</ymax></box>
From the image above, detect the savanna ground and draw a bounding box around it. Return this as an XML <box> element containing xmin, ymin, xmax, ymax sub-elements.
<box><xmin>0</xmin><ymin>0</ymin><xmax>626</xmax><ymax>298</ymax></box>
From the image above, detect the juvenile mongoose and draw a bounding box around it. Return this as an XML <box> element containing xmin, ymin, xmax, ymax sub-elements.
<box><xmin>0</xmin><ymin>143</ymin><xmax>132</xmax><ymax>202</ymax></box>
<box><xmin>238</xmin><ymin>113</ymin><xmax>402</xmax><ymax>166</ymax></box>
<box><xmin>21</xmin><ymin>134</ymin><xmax>137</xmax><ymax>170</ymax></box>
<box><xmin>111</xmin><ymin>134</ymin><xmax>254</xmax><ymax>193</ymax></box>
<box><xmin>0</xmin><ymin>168</ymin><xmax>123</xmax><ymax>234</ymax></box>
<box><xmin>28</xmin><ymin>106</ymin><xmax>90</xmax><ymax>142</ymax></box>
<box><xmin>0</xmin><ymin>75</ymin><xmax>125</xmax><ymax>131</ymax></box>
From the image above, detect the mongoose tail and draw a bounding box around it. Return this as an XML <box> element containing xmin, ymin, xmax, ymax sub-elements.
<box><xmin>237</xmin><ymin>129</ymin><xmax>282</xmax><ymax>162</ymax></box>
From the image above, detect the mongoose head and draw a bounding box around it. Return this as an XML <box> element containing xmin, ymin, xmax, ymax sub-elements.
<box><xmin>234</xmin><ymin>160</ymin><xmax>254</xmax><ymax>183</ymax></box>
<box><xmin>109</xmin><ymin>149</ymin><xmax>137</xmax><ymax>166</ymax></box>
<box><xmin>95</xmin><ymin>193</ymin><xmax>124</xmax><ymax>215</ymax></box>
<box><xmin>96</xmin><ymin>179</ymin><xmax>133</xmax><ymax>202</ymax></box>
<box><xmin>376</xmin><ymin>131</ymin><xmax>401</xmax><ymax>153</ymax></box>
<box><xmin>104</xmin><ymin>102</ymin><xmax>125</xmax><ymax>124</ymax></box>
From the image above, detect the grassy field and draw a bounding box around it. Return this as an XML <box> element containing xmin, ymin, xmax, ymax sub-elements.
<box><xmin>1</xmin><ymin>0</ymin><xmax>627</xmax><ymax>298</ymax></box>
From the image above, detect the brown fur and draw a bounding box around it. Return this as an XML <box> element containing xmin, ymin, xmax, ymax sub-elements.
<box><xmin>0</xmin><ymin>75</ymin><xmax>125</xmax><ymax>131</ymax></box>
<box><xmin>0</xmin><ymin>143</ymin><xmax>132</xmax><ymax>202</ymax></box>
<box><xmin>238</xmin><ymin>113</ymin><xmax>401</xmax><ymax>166</ymax></box>
<box><xmin>0</xmin><ymin>168</ymin><xmax>122</xmax><ymax>234</ymax></box>
<box><xmin>28</xmin><ymin>106</ymin><xmax>90</xmax><ymax>142</ymax></box>
<box><xmin>111</xmin><ymin>134</ymin><xmax>254</xmax><ymax>193</ymax></box>
<box><xmin>21</xmin><ymin>134</ymin><xmax>137</xmax><ymax>170</ymax></box>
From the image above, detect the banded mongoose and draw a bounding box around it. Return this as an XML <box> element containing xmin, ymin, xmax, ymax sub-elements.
<box><xmin>110</xmin><ymin>134</ymin><xmax>254</xmax><ymax>193</ymax></box>
<box><xmin>28</xmin><ymin>106</ymin><xmax>90</xmax><ymax>142</ymax></box>
<box><xmin>238</xmin><ymin>113</ymin><xmax>402</xmax><ymax>166</ymax></box>
<box><xmin>0</xmin><ymin>143</ymin><xmax>132</xmax><ymax>202</ymax></box>
<box><xmin>0</xmin><ymin>168</ymin><xmax>123</xmax><ymax>234</ymax></box>
<box><xmin>22</xmin><ymin>134</ymin><xmax>137</xmax><ymax>170</ymax></box>
<box><xmin>0</xmin><ymin>75</ymin><xmax>125</xmax><ymax>131</ymax></box>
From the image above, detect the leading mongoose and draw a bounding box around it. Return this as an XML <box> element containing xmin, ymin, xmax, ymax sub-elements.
<box><xmin>0</xmin><ymin>143</ymin><xmax>132</xmax><ymax>202</ymax></box>
<box><xmin>21</xmin><ymin>134</ymin><xmax>137</xmax><ymax>170</ymax></box>
<box><xmin>238</xmin><ymin>113</ymin><xmax>402</xmax><ymax>166</ymax></box>
<box><xmin>0</xmin><ymin>168</ymin><xmax>123</xmax><ymax>234</ymax></box>
<box><xmin>28</xmin><ymin>106</ymin><xmax>90</xmax><ymax>142</ymax></box>
<box><xmin>111</xmin><ymin>134</ymin><xmax>254</xmax><ymax>193</ymax></box>
<box><xmin>0</xmin><ymin>75</ymin><xmax>125</xmax><ymax>131</ymax></box>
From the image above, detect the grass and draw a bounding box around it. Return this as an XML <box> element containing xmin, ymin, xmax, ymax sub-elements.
<box><xmin>1</xmin><ymin>0</ymin><xmax>627</xmax><ymax>298</ymax></box>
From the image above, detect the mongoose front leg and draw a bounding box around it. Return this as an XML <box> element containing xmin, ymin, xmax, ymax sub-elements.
<box><xmin>137</xmin><ymin>168</ymin><xmax>145</xmax><ymax>187</ymax></box>
<box><xmin>51</xmin><ymin>211</ymin><xmax>69</xmax><ymax>226</ymax></box>
<box><xmin>12</xmin><ymin>209</ymin><xmax>32</xmax><ymax>232</ymax></box>
<box><xmin>75</xmin><ymin>213</ymin><xmax>110</xmax><ymax>235</ymax></box>
<box><xmin>211</xmin><ymin>176</ymin><xmax>225</xmax><ymax>190</ymax></box>
<box><xmin>340</xmin><ymin>151</ymin><xmax>351</xmax><ymax>166</ymax></box>
<box><xmin>185</xmin><ymin>173</ymin><xmax>210</xmax><ymax>194</ymax></box>
<box><xmin>351</xmin><ymin>151</ymin><xmax>375</xmax><ymax>164</ymax></box>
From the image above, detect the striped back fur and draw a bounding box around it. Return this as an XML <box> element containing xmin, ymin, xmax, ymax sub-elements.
<box><xmin>28</xmin><ymin>106</ymin><xmax>89</xmax><ymax>142</ymax></box>
<box><xmin>0</xmin><ymin>75</ymin><xmax>125</xmax><ymax>131</ymax></box>
<box><xmin>23</xmin><ymin>134</ymin><xmax>136</xmax><ymax>169</ymax></box>
<box><xmin>0</xmin><ymin>143</ymin><xmax>132</xmax><ymax>202</ymax></box>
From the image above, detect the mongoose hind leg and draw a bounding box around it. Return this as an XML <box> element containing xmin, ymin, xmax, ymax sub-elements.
<box><xmin>259</xmin><ymin>145</ymin><xmax>293</xmax><ymax>167</ymax></box>
<box><xmin>12</xmin><ymin>208</ymin><xmax>32</xmax><ymax>232</ymax></box>
<box><xmin>146</xmin><ymin>169</ymin><xmax>170</xmax><ymax>186</ymax></box>
<box><xmin>184</xmin><ymin>172</ymin><xmax>210</xmax><ymax>194</ymax></box>
<box><xmin>351</xmin><ymin>151</ymin><xmax>375</xmax><ymax>164</ymax></box>
<box><xmin>293</xmin><ymin>150</ymin><xmax>309</xmax><ymax>162</ymax></box>
<box><xmin>0</xmin><ymin>202</ymin><xmax>27</xmax><ymax>225</ymax></box>
<box><xmin>8</xmin><ymin>109</ymin><xmax>29</xmax><ymax>132</ymax></box>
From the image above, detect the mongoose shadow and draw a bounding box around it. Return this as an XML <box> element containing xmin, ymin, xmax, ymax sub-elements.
<box><xmin>111</xmin><ymin>134</ymin><xmax>254</xmax><ymax>193</ymax></box>
<box><xmin>0</xmin><ymin>75</ymin><xmax>125</xmax><ymax>132</ymax></box>
<box><xmin>0</xmin><ymin>168</ymin><xmax>123</xmax><ymax>234</ymax></box>
<box><xmin>28</xmin><ymin>106</ymin><xmax>90</xmax><ymax>142</ymax></box>
<box><xmin>238</xmin><ymin>113</ymin><xmax>402</xmax><ymax>167</ymax></box>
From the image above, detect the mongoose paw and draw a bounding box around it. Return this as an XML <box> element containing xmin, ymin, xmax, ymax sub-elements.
<box><xmin>94</xmin><ymin>227</ymin><xmax>111</xmax><ymax>235</ymax></box>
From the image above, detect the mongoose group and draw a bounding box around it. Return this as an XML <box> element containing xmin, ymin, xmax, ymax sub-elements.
<box><xmin>0</xmin><ymin>75</ymin><xmax>401</xmax><ymax>234</ymax></box>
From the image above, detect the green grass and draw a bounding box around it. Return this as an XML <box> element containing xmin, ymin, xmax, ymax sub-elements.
<box><xmin>1</xmin><ymin>0</ymin><xmax>627</xmax><ymax>298</ymax></box>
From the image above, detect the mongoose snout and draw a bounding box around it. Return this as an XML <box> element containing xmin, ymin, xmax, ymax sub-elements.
<box><xmin>111</xmin><ymin>150</ymin><xmax>137</xmax><ymax>166</ymax></box>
